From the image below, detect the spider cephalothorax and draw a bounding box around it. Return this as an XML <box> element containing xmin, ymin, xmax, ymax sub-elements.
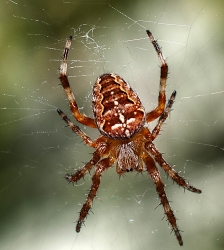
<box><xmin>57</xmin><ymin>30</ymin><xmax>201</xmax><ymax>246</ymax></box>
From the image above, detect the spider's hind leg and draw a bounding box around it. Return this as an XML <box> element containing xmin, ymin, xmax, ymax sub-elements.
<box><xmin>151</xmin><ymin>90</ymin><xmax>176</xmax><ymax>140</ymax></box>
<box><xmin>145</xmin><ymin>30</ymin><xmax>168</xmax><ymax>123</ymax></box>
<box><xmin>59</xmin><ymin>35</ymin><xmax>96</xmax><ymax>128</ymax></box>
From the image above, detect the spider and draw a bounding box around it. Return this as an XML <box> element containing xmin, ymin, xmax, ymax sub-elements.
<box><xmin>57</xmin><ymin>30</ymin><xmax>202</xmax><ymax>246</ymax></box>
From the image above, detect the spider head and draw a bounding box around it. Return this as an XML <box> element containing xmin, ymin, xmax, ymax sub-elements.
<box><xmin>116</xmin><ymin>142</ymin><xmax>139</xmax><ymax>172</ymax></box>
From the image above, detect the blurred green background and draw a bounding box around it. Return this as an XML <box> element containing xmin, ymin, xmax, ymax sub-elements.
<box><xmin>1</xmin><ymin>0</ymin><xmax>224</xmax><ymax>249</ymax></box>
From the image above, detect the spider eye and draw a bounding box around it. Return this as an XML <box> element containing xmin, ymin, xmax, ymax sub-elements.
<box><xmin>126</xmin><ymin>168</ymin><xmax>133</xmax><ymax>172</ymax></box>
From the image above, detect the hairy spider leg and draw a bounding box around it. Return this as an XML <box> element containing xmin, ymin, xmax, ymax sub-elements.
<box><xmin>151</xmin><ymin>90</ymin><xmax>176</xmax><ymax>141</ymax></box>
<box><xmin>146</xmin><ymin>30</ymin><xmax>169</xmax><ymax>123</ymax></box>
<box><xmin>143</xmin><ymin>154</ymin><xmax>183</xmax><ymax>246</ymax></box>
<box><xmin>57</xmin><ymin>109</ymin><xmax>101</xmax><ymax>148</ymax></box>
<box><xmin>57</xmin><ymin>108</ymin><xmax>113</xmax><ymax>232</ymax></box>
<box><xmin>59</xmin><ymin>36</ymin><xmax>96</xmax><ymax>128</ymax></box>
<box><xmin>64</xmin><ymin>147</ymin><xmax>102</xmax><ymax>184</ymax></box>
<box><xmin>76</xmin><ymin>158</ymin><xmax>113</xmax><ymax>232</ymax></box>
<box><xmin>145</xmin><ymin>140</ymin><xmax>202</xmax><ymax>194</ymax></box>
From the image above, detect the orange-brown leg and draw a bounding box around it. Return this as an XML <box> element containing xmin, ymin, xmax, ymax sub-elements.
<box><xmin>76</xmin><ymin>158</ymin><xmax>112</xmax><ymax>232</ymax></box>
<box><xmin>57</xmin><ymin>109</ymin><xmax>104</xmax><ymax>148</ymax></box>
<box><xmin>59</xmin><ymin>36</ymin><xmax>96</xmax><ymax>128</ymax></box>
<box><xmin>145</xmin><ymin>30</ymin><xmax>168</xmax><ymax>123</ymax></box>
<box><xmin>151</xmin><ymin>90</ymin><xmax>176</xmax><ymax>140</ymax></box>
<box><xmin>143</xmin><ymin>154</ymin><xmax>183</xmax><ymax>245</ymax></box>
<box><xmin>64</xmin><ymin>145</ymin><xmax>104</xmax><ymax>184</ymax></box>
<box><xmin>145</xmin><ymin>140</ymin><xmax>202</xmax><ymax>194</ymax></box>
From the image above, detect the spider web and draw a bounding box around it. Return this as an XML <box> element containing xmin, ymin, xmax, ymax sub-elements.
<box><xmin>1</xmin><ymin>0</ymin><xmax>224</xmax><ymax>249</ymax></box>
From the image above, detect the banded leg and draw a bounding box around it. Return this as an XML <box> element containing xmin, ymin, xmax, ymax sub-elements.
<box><xmin>59</xmin><ymin>36</ymin><xmax>96</xmax><ymax>128</ymax></box>
<box><xmin>64</xmin><ymin>146</ymin><xmax>103</xmax><ymax>183</ymax></box>
<box><xmin>76</xmin><ymin>158</ymin><xmax>112</xmax><ymax>232</ymax></box>
<box><xmin>146</xmin><ymin>30</ymin><xmax>168</xmax><ymax>123</ymax></box>
<box><xmin>57</xmin><ymin>109</ymin><xmax>102</xmax><ymax>148</ymax></box>
<box><xmin>151</xmin><ymin>90</ymin><xmax>176</xmax><ymax>140</ymax></box>
<box><xmin>145</xmin><ymin>141</ymin><xmax>202</xmax><ymax>194</ymax></box>
<box><xmin>143</xmin><ymin>154</ymin><xmax>183</xmax><ymax>245</ymax></box>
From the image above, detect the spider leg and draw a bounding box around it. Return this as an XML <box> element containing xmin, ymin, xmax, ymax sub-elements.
<box><xmin>145</xmin><ymin>30</ymin><xmax>168</xmax><ymax>123</ymax></box>
<box><xmin>76</xmin><ymin>158</ymin><xmax>113</xmax><ymax>232</ymax></box>
<box><xmin>151</xmin><ymin>90</ymin><xmax>176</xmax><ymax>141</ymax></box>
<box><xmin>143</xmin><ymin>154</ymin><xmax>183</xmax><ymax>245</ymax></box>
<box><xmin>145</xmin><ymin>140</ymin><xmax>202</xmax><ymax>194</ymax></box>
<box><xmin>64</xmin><ymin>145</ymin><xmax>103</xmax><ymax>183</ymax></box>
<box><xmin>59</xmin><ymin>36</ymin><xmax>96</xmax><ymax>128</ymax></box>
<box><xmin>57</xmin><ymin>109</ymin><xmax>104</xmax><ymax>148</ymax></box>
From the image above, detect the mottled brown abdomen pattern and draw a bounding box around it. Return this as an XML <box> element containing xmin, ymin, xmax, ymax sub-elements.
<box><xmin>92</xmin><ymin>73</ymin><xmax>145</xmax><ymax>139</ymax></box>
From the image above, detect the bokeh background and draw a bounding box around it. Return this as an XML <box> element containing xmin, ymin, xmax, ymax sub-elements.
<box><xmin>1</xmin><ymin>0</ymin><xmax>224</xmax><ymax>249</ymax></box>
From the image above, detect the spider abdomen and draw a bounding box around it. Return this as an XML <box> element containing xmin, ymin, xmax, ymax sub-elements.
<box><xmin>92</xmin><ymin>73</ymin><xmax>145</xmax><ymax>139</ymax></box>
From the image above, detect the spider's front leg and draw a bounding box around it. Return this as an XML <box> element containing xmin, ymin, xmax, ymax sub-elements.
<box><xmin>143</xmin><ymin>154</ymin><xmax>183</xmax><ymax>246</ymax></box>
<box><xmin>64</xmin><ymin>145</ymin><xmax>103</xmax><ymax>184</ymax></box>
<box><xmin>76</xmin><ymin>157</ymin><xmax>114</xmax><ymax>232</ymax></box>
<box><xmin>145</xmin><ymin>140</ymin><xmax>202</xmax><ymax>194</ymax></box>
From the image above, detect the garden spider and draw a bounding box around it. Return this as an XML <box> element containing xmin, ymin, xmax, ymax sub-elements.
<box><xmin>57</xmin><ymin>30</ymin><xmax>201</xmax><ymax>246</ymax></box>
